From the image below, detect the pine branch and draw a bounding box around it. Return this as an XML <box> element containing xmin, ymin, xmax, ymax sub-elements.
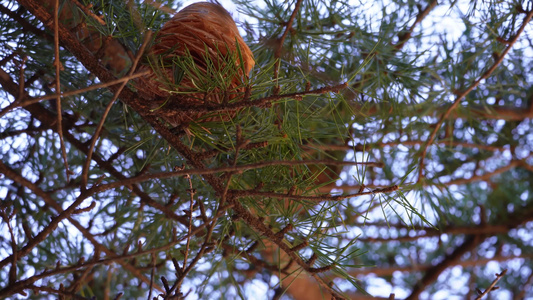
<box><xmin>405</xmin><ymin>235</ymin><xmax>482</xmax><ymax>300</ymax></box>
<box><xmin>229</xmin><ymin>185</ymin><xmax>399</xmax><ymax>202</ymax></box>
<box><xmin>348</xmin><ymin>254</ymin><xmax>533</xmax><ymax>277</ymax></box>
<box><xmin>475</xmin><ymin>269</ymin><xmax>507</xmax><ymax>300</ymax></box>
<box><xmin>273</xmin><ymin>0</ymin><xmax>303</xmax><ymax>81</ymax></box>
<box><xmin>0</xmin><ymin>160</ymin><xmax>166</xmax><ymax>294</ymax></box>
<box><xmin>394</xmin><ymin>0</ymin><xmax>438</xmax><ymax>50</ymax></box>
<box><xmin>11</xmin><ymin>1</ymin><xmax>352</xmax><ymax>298</ymax></box>
<box><xmin>418</xmin><ymin>8</ymin><xmax>533</xmax><ymax>182</ymax></box>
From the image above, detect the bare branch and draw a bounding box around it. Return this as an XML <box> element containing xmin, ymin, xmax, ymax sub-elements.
<box><xmin>475</xmin><ymin>269</ymin><xmax>507</xmax><ymax>300</ymax></box>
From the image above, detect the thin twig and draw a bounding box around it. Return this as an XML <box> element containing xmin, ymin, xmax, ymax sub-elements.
<box><xmin>230</xmin><ymin>185</ymin><xmax>399</xmax><ymax>202</ymax></box>
<box><xmin>350</xmin><ymin>255</ymin><xmax>532</xmax><ymax>277</ymax></box>
<box><xmin>440</xmin><ymin>160</ymin><xmax>520</xmax><ymax>186</ymax></box>
<box><xmin>0</xmin><ymin>68</ymin><xmax>191</xmax><ymax>228</ymax></box>
<box><xmin>167</xmin><ymin>204</ymin><xmax>229</xmax><ymax>298</ymax></box>
<box><xmin>418</xmin><ymin>9</ymin><xmax>533</xmax><ymax>182</ymax></box>
<box><xmin>0</xmin><ymin>70</ymin><xmax>149</xmax><ymax>114</ymax></box>
<box><xmin>81</xmin><ymin>30</ymin><xmax>152</xmax><ymax>189</ymax></box>
<box><xmin>0</xmin><ymin>3</ymin><xmax>50</xmax><ymax>41</ymax></box>
<box><xmin>474</xmin><ymin>269</ymin><xmax>507</xmax><ymax>300</ymax></box>
<box><xmin>273</xmin><ymin>0</ymin><xmax>303</xmax><ymax>80</ymax></box>
<box><xmin>89</xmin><ymin>159</ymin><xmax>383</xmax><ymax>194</ymax></box>
<box><xmin>0</xmin><ymin>210</ymin><xmax>18</xmax><ymax>284</ymax></box>
<box><xmin>358</xmin><ymin>225</ymin><xmax>509</xmax><ymax>243</ymax></box>
<box><xmin>14</xmin><ymin>2</ymin><xmax>348</xmax><ymax>297</ymax></box>
<box><xmin>395</xmin><ymin>0</ymin><xmax>438</xmax><ymax>50</ymax></box>
<box><xmin>219</xmin><ymin>125</ymin><xmax>244</xmax><ymax>207</ymax></box>
<box><xmin>67</xmin><ymin>266</ymin><xmax>93</xmax><ymax>295</ymax></box>
<box><xmin>0</xmin><ymin>161</ymin><xmax>91</xmax><ymax>272</ymax></box>
<box><xmin>70</xmin><ymin>0</ymin><xmax>106</xmax><ymax>25</ymax></box>
<box><xmin>405</xmin><ymin>235</ymin><xmax>481</xmax><ymax>300</ymax></box>
<box><xmin>326</xmin><ymin>140</ymin><xmax>506</xmax><ymax>153</ymax></box>
<box><xmin>0</xmin><ymin>160</ymin><xmax>164</xmax><ymax>293</ymax></box>
<box><xmin>0</xmin><ymin>217</ymin><xmax>209</xmax><ymax>298</ymax></box>
<box><xmin>171</xmin><ymin>82</ymin><xmax>348</xmax><ymax>114</ymax></box>
<box><xmin>147</xmin><ymin>253</ymin><xmax>156</xmax><ymax>300</ymax></box>
<box><xmin>0</xmin><ymin>19</ymin><xmax>171</xmax><ymax>296</ymax></box>
<box><xmin>28</xmin><ymin>285</ymin><xmax>89</xmax><ymax>300</ymax></box>
<box><xmin>54</xmin><ymin>0</ymin><xmax>71</xmax><ymax>181</ymax></box>
<box><xmin>182</xmin><ymin>173</ymin><xmax>195</xmax><ymax>274</ymax></box>
<box><xmin>17</xmin><ymin>55</ymin><xmax>26</xmax><ymax>101</ymax></box>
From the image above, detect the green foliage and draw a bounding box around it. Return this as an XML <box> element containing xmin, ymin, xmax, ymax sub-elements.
<box><xmin>1</xmin><ymin>0</ymin><xmax>533</xmax><ymax>299</ymax></box>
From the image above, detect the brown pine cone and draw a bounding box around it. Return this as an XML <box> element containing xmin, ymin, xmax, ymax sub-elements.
<box><xmin>136</xmin><ymin>2</ymin><xmax>254</xmax><ymax>126</ymax></box>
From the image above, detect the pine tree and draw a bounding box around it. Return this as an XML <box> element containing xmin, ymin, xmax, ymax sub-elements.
<box><xmin>1</xmin><ymin>0</ymin><xmax>532</xmax><ymax>299</ymax></box>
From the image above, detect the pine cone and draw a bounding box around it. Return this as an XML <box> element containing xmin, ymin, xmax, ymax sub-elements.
<box><xmin>136</xmin><ymin>2</ymin><xmax>254</xmax><ymax>125</ymax></box>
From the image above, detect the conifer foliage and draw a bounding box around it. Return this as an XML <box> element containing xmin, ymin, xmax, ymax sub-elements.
<box><xmin>1</xmin><ymin>0</ymin><xmax>533</xmax><ymax>299</ymax></box>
